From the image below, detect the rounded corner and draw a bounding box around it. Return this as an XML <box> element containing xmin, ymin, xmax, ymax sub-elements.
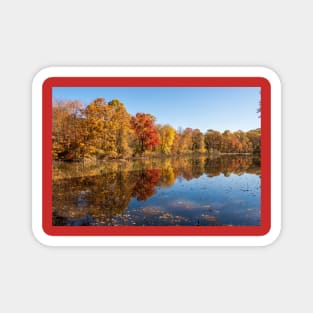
<box><xmin>32</xmin><ymin>67</ymin><xmax>58</xmax><ymax>89</ymax></box>
<box><xmin>259</xmin><ymin>224</ymin><xmax>282</xmax><ymax>247</ymax></box>
<box><xmin>257</xmin><ymin>66</ymin><xmax>282</xmax><ymax>88</ymax></box>
<box><xmin>32</xmin><ymin>224</ymin><xmax>55</xmax><ymax>247</ymax></box>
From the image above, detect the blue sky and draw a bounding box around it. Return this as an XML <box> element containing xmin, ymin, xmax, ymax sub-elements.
<box><xmin>52</xmin><ymin>87</ymin><xmax>260</xmax><ymax>132</ymax></box>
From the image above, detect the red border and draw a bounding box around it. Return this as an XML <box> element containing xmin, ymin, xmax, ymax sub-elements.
<box><xmin>43</xmin><ymin>77</ymin><xmax>271</xmax><ymax>236</ymax></box>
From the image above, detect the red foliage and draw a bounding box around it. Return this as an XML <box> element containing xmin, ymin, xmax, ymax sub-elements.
<box><xmin>131</xmin><ymin>113</ymin><xmax>160</xmax><ymax>153</ymax></box>
<box><xmin>132</xmin><ymin>168</ymin><xmax>160</xmax><ymax>201</ymax></box>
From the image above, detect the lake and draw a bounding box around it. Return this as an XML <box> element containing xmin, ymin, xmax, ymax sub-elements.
<box><xmin>52</xmin><ymin>155</ymin><xmax>261</xmax><ymax>226</ymax></box>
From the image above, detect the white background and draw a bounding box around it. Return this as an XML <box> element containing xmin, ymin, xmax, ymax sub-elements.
<box><xmin>0</xmin><ymin>0</ymin><xmax>310</xmax><ymax>312</ymax></box>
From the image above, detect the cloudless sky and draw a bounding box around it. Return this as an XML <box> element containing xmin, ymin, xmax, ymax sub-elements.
<box><xmin>53</xmin><ymin>87</ymin><xmax>260</xmax><ymax>132</ymax></box>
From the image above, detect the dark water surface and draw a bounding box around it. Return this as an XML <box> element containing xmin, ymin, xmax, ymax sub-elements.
<box><xmin>52</xmin><ymin>155</ymin><xmax>260</xmax><ymax>226</ymax></box>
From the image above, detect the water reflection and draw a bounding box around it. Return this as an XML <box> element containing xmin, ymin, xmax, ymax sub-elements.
<box><xmin>53</xmin><ymin>155</ymin><xmax>260</xmax><ymax>226</ymax></box>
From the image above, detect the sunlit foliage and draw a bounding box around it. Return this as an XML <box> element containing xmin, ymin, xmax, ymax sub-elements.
<box><xmin>53</xmin><ymin>98</ymin><xmax>261</xmax><ymax>161</ymax></box>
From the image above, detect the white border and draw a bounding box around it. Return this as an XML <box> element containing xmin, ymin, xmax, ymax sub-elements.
<box><xmin>32</xmin><ymin>67</ymin><xmax>281</xmax><ymax>246</ymax></box>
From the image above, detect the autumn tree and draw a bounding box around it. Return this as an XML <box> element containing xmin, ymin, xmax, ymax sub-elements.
<box><xmin>177</xmin><ymin>127</ymin><xmax>193</xmax><ymax>153</ymax></box>
<box><xmin>171</xmin><ymin>127</ymin><xmax>186</xmax><ymax>154</ymax></box>
<box><xmin>220</xmin><ymin>130</ymin><xmax>233</xmax><ymax>153</ymax></box>
<box><xmin>83</xmin><ymin>98</ymin><xmax>108</xmax><ymax>157</ymax></box>
<box><xmin>107</xmin><ymin>99</ymin><xmax>132</xmax><ymax>158</ymax></box>
<box><xmin>52</xmin><ymin>99</ymin><xmax>83</xmax><ymax>160</ymax></box>
<box><xmin>171</xmin><ymin>132</ymin><xmax>181</xmax><ymax>155</ymax></box>
<box><xmin>246</xmin><ymin>129</ymin><xmax>261</xmax><ymax>153</ymax></box>
<box><xmin>131</xmin><ymin>113</ymin><xmax>160</xmax><ymax>155</ymax></box>
<box><xmin>82</xmin><ymin>98</ymin><xmax>133</xmax><ymax>159</ymax></box>
<box><xmin>233</xmin><ymin>131</ymin><xmax>251</xmax><ymax>153</ymax></box>
<box><xmin>52</xmin><ymin>96</ymin><xmax>261</xmax><ymax>160</ymax></box>
<box><xmin>204</xmin><ymin>130</ymin><xmax>222</xmax><ymax>153</ymax></box>
<box><xmin>158</xmin><ymin>124</ymin><xmax>176</xmax><ymax>154</ymax></box>
<box><xmin>191</xmin><ymin>128</ymin><xmax>205</xmax><ymax>153</ymax></box>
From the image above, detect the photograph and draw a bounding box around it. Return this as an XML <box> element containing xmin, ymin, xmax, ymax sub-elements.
<box><xmin>51</xmin><ymin>85</ymin><xmax>262</xmax><ymax>228</ymax></box>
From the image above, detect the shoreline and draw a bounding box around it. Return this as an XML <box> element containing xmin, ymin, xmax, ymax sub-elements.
<box><xmin>53</xmin><ymin>152</ymin><xmax>259</xmax><ymax>163</ymax></box>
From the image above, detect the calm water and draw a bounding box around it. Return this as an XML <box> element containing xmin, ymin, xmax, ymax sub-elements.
<box><xmin>52</xmin><ymin>155</ymin><xmax>261</xmax><ymax>226</ymax></box>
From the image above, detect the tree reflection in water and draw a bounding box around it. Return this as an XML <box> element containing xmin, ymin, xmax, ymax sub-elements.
<box><xmin>53</xmin><ymin>155</ymin><xmax>260</xmax><ymax>226</ymax></box>
<box><xmin>132</xmin><ymin>168</ymin><xmax>160</xmax><ymax>201</ymax></box>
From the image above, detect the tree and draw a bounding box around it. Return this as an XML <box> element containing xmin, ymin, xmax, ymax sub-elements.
<box><xmin>179</xmin><ymin>128</ymin><xmax>193</xmax><ymax>153</ymax></box>
<box><xmin>83</xmin><ymin>98</ymin><xmax>108</xmax><ymax>157</ymax></box>
<box><xmin>52</xmin><ymin>96</ymin><xmax>261</xmax><ymax>160</ymax></box>
<box><xmin>107</xmin><ymin>99</ymin><xmax>132</xmax><ymax>157</ymax></box>
<box><xmin>171</xmin><ymin>132</ymin><xmax>181</xmax><ymax>155</ymax></box>
<box><xmin>233</xmin><ymin>130</ymin><xmax>250</xmax><ymax>153</ymax></box>
<box><xmin>52</xmin><ymin>99</ymin><xmax>83</xmax><ymax>160</ymax></box>
<box><xmin>204</xmin><ymin>130</ymin><xmax>222</xmax><ymax>153</ymax></box>
<box><xmin>246</xmin><ymin>129</ymin><xmax>261</xmax><ymax>153</ymax></box>
<box><xmin>82</xmin><ymin>98</ymin><xmax>133</xmax><ymax>159</ymax></box>
<box><xmin>158</xmin><ymin>124</ymin><xmax>176</xmax><ymax>154</ymax></box>
<box><xmin>191</xmin><ymin>128</ymin><xmax>205</xmax><ymax>153</ymax></box>
<box><xmin>131</xmin><ymin>113</ymin><xmax>160</xmax><ymax>155</ymax></box>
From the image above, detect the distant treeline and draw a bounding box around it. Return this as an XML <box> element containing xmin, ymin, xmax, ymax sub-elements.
<box><xmin>52</xmin><ymin>98</ymin><xmax>260</xmax><ymax>161</ymax></box>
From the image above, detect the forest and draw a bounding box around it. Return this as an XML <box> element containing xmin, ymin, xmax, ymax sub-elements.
<box><xmin>52</xmin><ymin>98</ymin><xmax>261</xmax><ymax>161</ymax></box>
